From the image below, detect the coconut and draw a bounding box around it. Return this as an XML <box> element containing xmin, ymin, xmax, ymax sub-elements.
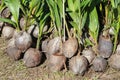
<box><xmin>23</xmin><ymin>48</ymin><xmax>42</xmax><ymax>68</ymax></box>
<box><xmin>82</xmin><ymin>48</ymin><xmax>96</xmax><ymax>63</ymax></box>
<box><xmin>115</xmin><ymin>44</ymin><xmax>120</xmax><ymax>54</ymax></box>
<box><xmin>41</xmin><ymin>39</ymin><xmax>49</xmax><ymax>58</ymax></box>
<box><xmin>6</xmin><ymin>46</ymin><xmax>22</xmax><ymax>60</ymax></box>
<box><xmin>20</xmin><ymin>17</ymin><xmax>25</xmax><ymax>30</ymax></box>
<box><xmin>2</xmin><ymin>26</ymin><xmax>15</xmax><ymax>39</ymax></box>
<box><xmin>27</xmin><ymin>25</ymin><xmax>39</xmax><ymax>38</ymax></box>
<box><xmin>69</xmin><ymin>55</ymin><xmax>88</xmax><ymax>75</ymax></box>
<box><xmin>98</xmin><ymin>34</ymin><xmax>113</xmax><ymax>58</ymax></box>
<box><xmin>62</xmin><ymin>38</ymin><xmax>78</xmax><ymax>58</ymax></box>
<box><xmin>15</xmin><ymin>31</ymin><xmax>32</xmax><ymax>52</ymax></box>
<box><xmin>92</xmin><ymin>56</ymin><xmax>107</xmax><ymax>72</ymax></box>
<box><xmin>6</xmin><ymin>38</ymin><xmax>22</xmax><ymax>60</ymax></box>
<box><xmin>109</xmin><ymin>54</ymin><xmax>120</xmax><ymax>70</ymax></box>
<box><xmin>109</xmin><ymin>44</ymin><xmax>120</xmax><ymax>70</ymax></box>
<box><xmin>47</xmin><ymin>37</ymin><xmax>62</xmax><ymax>56</ymax></box>
<box><xmin>48</xmin><ymin>53</ymin><xmax>66</xmax><ymax>72</ymax></box>
<box><xmin>1</xmin><ymin>7</ymin><xmax>11</xmax><ymax>18</ymax></box>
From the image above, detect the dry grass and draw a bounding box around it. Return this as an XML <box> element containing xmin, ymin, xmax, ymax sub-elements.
<box><xmin>0</xmin><ymin>37</ymin><xmax>120</xmax><ymax>80</ymax></box>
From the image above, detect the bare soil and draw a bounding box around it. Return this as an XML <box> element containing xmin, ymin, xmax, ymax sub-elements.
<box><xmin>0</xmin><ymin>37</ymin><xmax>120</xmax><ymax>80</ymax></box>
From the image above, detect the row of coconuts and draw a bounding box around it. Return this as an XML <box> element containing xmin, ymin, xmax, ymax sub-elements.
<box><xmin>1</xmin><ymin>7</ymin><xmax>120</xmax><ymax>76</ymax></box>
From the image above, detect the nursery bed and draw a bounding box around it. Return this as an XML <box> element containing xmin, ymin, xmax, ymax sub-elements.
<box><xmin>0</xmin><ymin>37</ymin><xmax>120</xmax><ymax>80</ymax></box>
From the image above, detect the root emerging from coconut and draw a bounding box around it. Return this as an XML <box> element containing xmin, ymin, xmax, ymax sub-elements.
<box><xmin>23</xmin><ymin>48</ymin><xmax>42</xmax><ymax>68</ymax></box>
<box><xmin>69</xmin><ymin>55</ymin><xmax>88</xmax><ymax>75</ymax></box>
<box><xmin>62</xmin><ymin>38</ymin><xmax>78</xmax><ymax>58</ymax></box>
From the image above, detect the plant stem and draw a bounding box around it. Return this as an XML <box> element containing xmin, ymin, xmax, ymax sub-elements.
<box><xmin>65</xmin><ymin>20</ymin><xmax>71</xmax><ymax>39</ymax></box>
<box><xmin>63</xmin><ymin>0</ymin><xmax>65</xmax><ymax>42</ymax></box>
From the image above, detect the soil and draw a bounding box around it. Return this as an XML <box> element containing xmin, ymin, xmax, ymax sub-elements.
<box><xmin>0</xmin><ymin>37</ymin><xmax>120</xmax><ymax>80</ymax></box>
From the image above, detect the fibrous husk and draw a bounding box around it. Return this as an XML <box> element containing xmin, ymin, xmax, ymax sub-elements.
<box><xmin>6</xmin><ymin>46</ymin><xmax>22</xmax><ymax>60</ymax></box>
<box><xmin>109</xmin><ymin>54</ymin><xmax>120</xmax><ymax>70</ymax></box>
<box><xmin>27</xmin><ymin>25</ymin><xmax>39</xmax><ymax>38</ymax></box>
<box><xmin>20</xmin><ymin>17</ymin><xmax>25</xmax><ymax>30</ymax></box>
<box><xmin>92</xmin><ymin>56</ymin><xmax>107</xmax><ymax>72</ymax></box>
<box><xmin>2</xmin><ymin>26</ymin><xmax>15</xmax><ymax>39</ymax></box>
<box><xmin>23</xmin><ymin>48</ymin><xmax>42</xmax><ymax>68</ymax></box>
<box><xmin>1</xmin><ymin>7</ymin><xmax>11</xmax><ymax>18</ymax></box>
<box><xmin>109</xmin><ymin>44</ymin><xmax>120</xmax><ymax>70</ymax></box>
<box><xmin>82</xmin><ymin>48</ymin><xmax>96</xmax><ymax>63</ymax></box>
<box><xmin>48</xmin><ymin>53</ymin><xmax>66</xmax><ymax>72</ymax></box>
<box><xmin>6</xmin><ymin>38</ymin><xmax>22</xmax><ymax>60</ymax></box>
<box><xmin>41</xmin><ymin>39</ymin><xmax>49</xmax><ymax>58</ymax></box>
<box><xmin>69</xmin><ymin>55</ymin><xmax>88</xmax><ymax>75</ymax></box>
<box><xmin>15</xmin><ymin>31</ymin><xmax>32</xmax><ymax>52</ymax></box>
<box><xmin>62</xmin><ymin>38</ymin><xmax>78</xmax><ymax>58</ymax></box>
<box><xmin>47</xmin><ymin>37</ymin><xmax>62</xmax><ymax>56</ymax></box>
<box><xmin>98</xmin><ymin>35</ymin><xmax>113</xmax><ymax>58</ymax></box>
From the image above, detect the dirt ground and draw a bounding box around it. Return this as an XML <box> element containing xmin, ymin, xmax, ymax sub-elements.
<box><xmin>0</xmin><ymin>37</ymin><xmax>120</xmax><ymax>80</ymax></box>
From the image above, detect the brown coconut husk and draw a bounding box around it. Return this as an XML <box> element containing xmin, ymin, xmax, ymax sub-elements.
<box><xmin>69</xmin><ymin>55</ymin><xmax>88</xmax><ymax>75</ymax></box>
<box><xmin>62</xmin><ymin>37</ymin><xmax>78</xmax><ymax>58</ymax></box>
<box><xmin>23</xmin><ymin>48</ymin><xmax>42</xmax><ymax>68</ymax></box>
<box><xmin>47</xmin><ymin>37</ymin><xmax>62</xmax><ymax>56</ymax></box>
<box><xmin>15</xmin><ymin>31</ymin><xmax>32</xmax><ymax>52</ymax></box>
<box><xmin>82</xmin><ymin>48</ymin><xmax>96</xmax><ymax>64</ymax></box>
<box><xmin>2</xmin><ymin>26</ymin><xmax>15</xmax><ymax>39</ymax></box>
<box><xmin>92</xmin><ymin>56</ymin><xmax>107</xmax><ymax>72</ymax></box>
<box><xmin>98</xmin><ymin>33</ymin><xmax>113</xmax><ymax>58</ymax></box>
<box><xmin>48</xmin><ymin>53</ymin><xmax>66</xmax><ymax>72</ymax></box>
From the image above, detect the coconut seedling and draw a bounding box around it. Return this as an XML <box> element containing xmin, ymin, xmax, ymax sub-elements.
<box><xmin>45</xmin><ymin>0</ymin><xmax>68</xmax><ymax>72</ymax></box>
<box><xmin>23</xmin><ymin>0</ymin><xmax>49</xmax><ymax>67</ymax></box>
<box><xmin>98</xmin><ymin>2</ymin><xmax>113</xmax><ymax>58</ymax></box>
<box><xmin>63</xmin><ymin>0</ymin><xmax>88</xmax><ymax>58</ymax></box>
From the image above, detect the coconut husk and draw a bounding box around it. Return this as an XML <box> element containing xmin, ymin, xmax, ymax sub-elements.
<box><xmin>15</xmin><ymin>31</ymin><xmax>32</xmax><ymax>52</ymax></box>
<box><xmin>62</xmin><ymin>38</ymin><xmax>78</xmax><ymax>58</ymax></box>
<box><xmin>98</xmin><ymin>34</ymin><xmax>113</xmax><ymax>58</ymax></box>
<box><xmin>92</xmin><ymin>56</ymin><xmax>107</xmax><ymax>72</ymax></box>
<box><xmin>23</xmin><ymin>48</ymin><xmax>42</xmax><ymax>68</ymax></box>
<box><xmin>48</xmin><ymin>53</ymin><xmax>66</xmax><ymax>72</ymax></box>
<box><xmin>69</xmin><ymin>55</ymin><xmax>88</xmax><ymax>75</ymax></box>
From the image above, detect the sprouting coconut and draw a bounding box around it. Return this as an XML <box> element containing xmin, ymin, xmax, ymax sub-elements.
<box><xmin>15</xmin><ymin>31</ymin><xmax>32</xmax><ymax>52</ymax></box>
<box><xmin>92</xmin><ymin>56</ymin><xmax>107</xmax><ymax>72</ymax></box>
<box><xmin>82</xmin><ymin>48</ymin><xmax>96</xmax><ymax>63</ymax></box>
<box><xmin>2</xmin><ymin>26</ymin><xmax>15</xmax><ymax>39</ymax></box>
<box><xmin>6</xmin><ymin>38</ymin><xmax>22</xmax><ymax>60</ymax></box>
<box><xmin>47</xmin><ymin>37</ymin><xmax>62</xmax><ymax>56</ymax></box>
<box><xmin>1</xmin><ymin>7</ymin><xmax>11</xmax><ymax>18</ymax></box>
<box><xmin>62</xmin><ymin>38</ymin><xmax>78</xmax><ymax>58</ymax></box>
<box><xmin>48</xmin><ymin>53</ymin><xmax>66</xmax><ymax>72</ymax></box>
<box><xmin>23</xmin><ymin>48</ymin><xmax>42</xmax><ymax>68</ymax></box>
<box><xmin>69</xmin><ymin>55</ymin><xmax>88</xmax><ymax>75</ymax></box>
<box><xmin>109</xmin><ymin>44</ymin><xmax>120</xmax><ymax>70</ymax></box>
<box><xmin>98</xmin><ymin>33</ymin><xmax>113</xmax><ymax>58</ymax></box>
